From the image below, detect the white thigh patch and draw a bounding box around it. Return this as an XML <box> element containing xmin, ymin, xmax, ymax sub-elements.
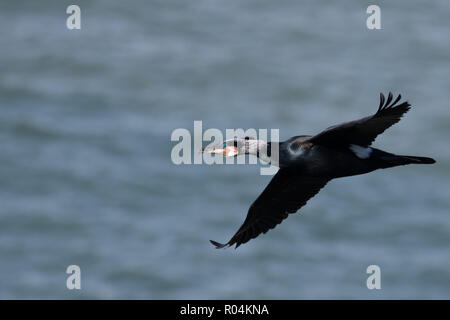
<box><xmin>349</xmin><ymin>144</ymin><xmax>372</xmax><ymax>159</ymax></box>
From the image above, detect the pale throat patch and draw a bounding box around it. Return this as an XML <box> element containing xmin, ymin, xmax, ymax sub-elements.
<box><xmin>256</xmin><ymin>142</ymin><xmax>280</xmax><ymax>167</ymax></box>
<box><xmin>349</xmin><ymin>144</ymin><xmax>372</xmax><ymax>159</ymax></box>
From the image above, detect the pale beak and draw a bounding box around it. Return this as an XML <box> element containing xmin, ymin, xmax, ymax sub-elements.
<box><xmin>201</xmin><ymin>146</ymin><xmax>238</xmax><ymax>157</ymax></box>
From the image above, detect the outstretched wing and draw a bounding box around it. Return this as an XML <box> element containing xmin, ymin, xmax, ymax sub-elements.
<box><xmin>210</xmin><ymin>169</ymin><xmax>330</xmax><ymax>249</ymax></box>
<box><xmin>308</xmin><ymin>92</ymin><xmax>411</xmax><ymax>147</ymax></box>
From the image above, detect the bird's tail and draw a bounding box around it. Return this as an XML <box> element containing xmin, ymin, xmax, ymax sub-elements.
<box><xmin>395</xmin><ymin>155</ymin><xmax>436</xmax><ymax>164</ymax></box>
<box><xmin>379</xmin><ymin>154</ymin><xmax>436</xmax><ymax>167</ymax></box>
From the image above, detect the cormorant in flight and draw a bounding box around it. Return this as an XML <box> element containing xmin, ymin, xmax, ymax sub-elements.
<box><xmin>202</xmin><ymin>93</ymin><xmax>435</xmax><ymax>249</ymax></box>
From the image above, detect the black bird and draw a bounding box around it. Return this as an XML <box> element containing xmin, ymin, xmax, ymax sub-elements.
<box><xmin>202</xmin><ymin>92</ymin><xmax>436</xmax><ymax>249</ymax></box>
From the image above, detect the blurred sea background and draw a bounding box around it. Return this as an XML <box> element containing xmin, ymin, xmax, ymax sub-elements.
<box><xmin>0</xmin><ymin>0</ymin><xmax>449</xmax><ymax>299</ymax></box>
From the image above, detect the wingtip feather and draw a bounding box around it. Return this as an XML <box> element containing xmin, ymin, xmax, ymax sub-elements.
<box><xmin>379</xmin><ymin>92</ymin><xmax>385</xmax><ymax>110</ymax></box>
<box><xmin>378</xmin><ymin>92</ymin><xmax>410</xmax><ymax>112</ymax></box>
<box><xmin>209</xmin><ymin>240</ymin><xmax>228</xmax><ymax>249</ymax></box>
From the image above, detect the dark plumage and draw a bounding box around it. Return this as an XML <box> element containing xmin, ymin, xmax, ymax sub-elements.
<box><xmin>205</xmin><ymin>92</ymin><xmax>436</xmax><ymax>249</ymax></box>
<box><xmin>309</xmin><ymin>92</ymin><xmax>411</xmax><ymax>147</ymax></box>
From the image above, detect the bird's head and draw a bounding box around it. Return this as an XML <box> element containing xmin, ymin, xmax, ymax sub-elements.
<box><xmin>201</xmin><ymin>137</ymin><xmax>258</xmax><ymax>157</ymax></box>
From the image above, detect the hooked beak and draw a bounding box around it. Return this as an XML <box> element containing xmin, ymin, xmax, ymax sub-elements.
<box><xmin>201</xmin><ymin>146</ymin><xmax>238</xmax><ymax>157</ymax></box>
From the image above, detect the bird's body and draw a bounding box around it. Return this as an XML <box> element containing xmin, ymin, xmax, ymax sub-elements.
<box><xmin>202</xmin><ymin>93</ymin><xmax>436</xmax><ymax>249</ymax></box>
<box><xmin>278</xmin><ymin>138</ymin><xmax>431</xmax><ymax>178</ymax></box>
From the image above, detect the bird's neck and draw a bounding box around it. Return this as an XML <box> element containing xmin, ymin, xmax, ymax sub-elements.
<box><xmin>247</xmin><ymin>140</ymin><xmax>279</xmax><ymax>167</ymax></box>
